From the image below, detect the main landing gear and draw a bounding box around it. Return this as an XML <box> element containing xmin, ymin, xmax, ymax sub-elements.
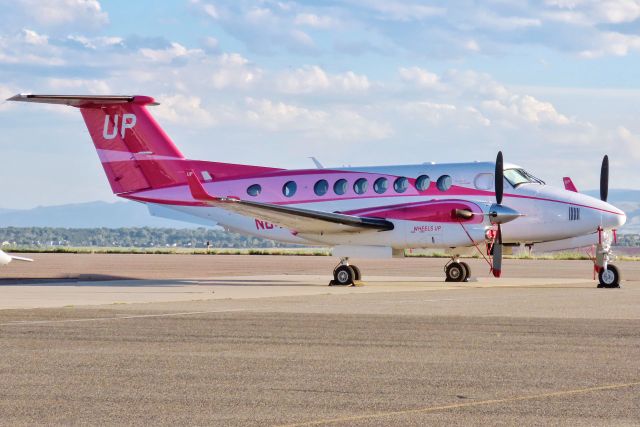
<box><xmin>445</xmin><ymin>257</ymin><xmax>471</xmax><ymax>282</ymax></box>
<box><xmin>594</xmin><ymin>227</ymin><xmax>621</xmax><ymax>288</ymax></box>
<box><xmin>329</xmin><ymin>258</ymin><xmax>362</xmax><ymax>286</ymax></box>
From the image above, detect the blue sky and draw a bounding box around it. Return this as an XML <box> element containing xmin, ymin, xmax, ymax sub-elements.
<box><xmin>0</xmin><ymin>0</ymin><xmax>639</xmax><ymax>208</ymax></box>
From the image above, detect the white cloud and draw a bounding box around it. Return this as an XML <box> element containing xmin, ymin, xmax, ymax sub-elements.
<box><xmin>481</xmin><ymin>95</ymin><xmax>571</xmax><ymax>126</ymax></box>
<box><xmin>66</xmin><ymin>34</ymin><xmax>123</xmax><ymax>49</ymax></box>
<box><xmin>276</xmin><ymin>66</ymin><xmax>370</xmax><ymax>94</ymax></box>
<box><xmin>0</xmin><ymin>32</ymin><xmax>65</xmax><ymax>65</ymax></box>
<box><xmin>21</xmin><ymin>29</ymin><xmax>48</xmax><ymax>45</ymax></box>
<box><xmin>46</xmin><ymin>78</ymin><xmax>111</xmax><ymax>94</ymax></box>
<box><xmin>354</xmin><ymin>0</ymin><xmax>445</xmax><ymax>21</ymax></box>
<box><xmin>616</xmin><ymin>126</ymin><xmax>640</xmax><ymax>159</ymax></box>
<box><xmin>579</xmin><ymin>32</ymin><xmax>640</xmax><ymax>58</ymax></box>
<box><xmin>399</xmin><ymin>67</ymin><xmax>441</xmax><ymax>90</ymax></box>
<box><xmin>244</xmin><ymin>97</ymin><xmax>391</xmax><ymax>141</ymax></box>
<box><xmin>203</xmin><ymin>4</ymin><xmax>219</xmax><ymax>19</ymax></box>
<box><xmin>400</xmin><ymin>101</ymin><xmax>491</xmax><ymax>128</ymax></box>
<box><xmin>154</xmin><ymin>94</ymin><xmax>216</xmax><ymax>127</ymax></box>
<box><xmin>399</xmin><ymin>68</ymin><xmax>575</xmax><ymax>129</ymax></box>
<box><xmin>202</xmin><ymin>36</ymin><xmax>219</xmax><ymax>52</ymax></box>
<box><xmin>140</xmin><ymin>42</ymin><xmax>203</xmax><ymax>63</ymax></box>
<box><xmin>12</xmin><ymin>0</ymin><xmax>108</xmax><ymax>28</ymax></box>
<box><xmin>546</xmin><ymin>0</ymin><xmax>640</xmax><ymax>24</ymax></box>
<box><xmin>473</xmin><ymin>12</ymin><xmax>542</xmax><ymax>31</ymax></box>
<box><xmin>210</xmin><ymin>53</ymin><xmax>262</xmax><ymax>89</ymax></box>
<box><xmin>294</xmin><ymin>13</ymin><xmax>338</xmax><ymax>29</ymax></box>
<box><xmin>245</xmin><ymin>97</ymin><xmax>325</xmax><ymax>131</ymax></box>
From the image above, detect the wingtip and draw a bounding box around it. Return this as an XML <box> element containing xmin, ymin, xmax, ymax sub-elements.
<box><xmin>7</xmin><ymin>94</ymin><xmax>28</xmax><ymax>102</ymax></box>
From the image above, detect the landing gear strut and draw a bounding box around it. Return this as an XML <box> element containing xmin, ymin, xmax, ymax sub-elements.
<box><xmin>445</xmin><ymin>257</ymin><xmax>471</xmax><ymax>282</ymax></box>
<box><xmin>595</xmin><ymin>227</ymin><xmax>621</xmax><ymax>289</ymax></box>
<box><xmin>330</xmin><ymin>258</ymin><xmax>362</xmax><ymax>286</ymax></box>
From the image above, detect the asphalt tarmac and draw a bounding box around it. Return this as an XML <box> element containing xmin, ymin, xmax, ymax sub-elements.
<box><xmin>1</xmin><ymin>255</ymin><xmax>639</xmax><ymax>426</ymax></box>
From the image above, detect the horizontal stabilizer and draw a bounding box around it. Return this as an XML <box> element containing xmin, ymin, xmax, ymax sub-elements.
<box><xmin>7</xmin><ymin>94</ymin><xmax>158</xmax><ymax>107</ymax></box>
<box><xmin>185</xmin><ymin>169</ymin><xmax>394</xmax><ymax>234</ymax></box>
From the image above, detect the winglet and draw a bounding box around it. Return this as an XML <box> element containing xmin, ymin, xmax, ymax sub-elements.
<box><xmin>563</xmin><ymin>177</ymin><xmax>578</xmax><ymax>192</ymax></box>
<box><xmin>186</xmin><ymin>170</ymin><xmax>217</xmax><ymax>202</ymax></box>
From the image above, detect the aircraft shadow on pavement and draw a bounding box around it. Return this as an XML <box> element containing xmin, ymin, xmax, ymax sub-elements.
<box><xmin>0</xmin><ymin>276</ymin><xmax>322</xmax><ymax>287</ymax></box>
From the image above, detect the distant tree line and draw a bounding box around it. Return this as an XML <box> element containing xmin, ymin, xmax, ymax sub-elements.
<box><xmin>0</xmin><ymin>227</ymin><xmax>299</xmax><ymax>248</ymax></box>
<box><xmin>617</xmin><ymin>234</ymin><xmax>640</xmax><ymax>247</ymax></box>
<box><xmin>1</xmin><ymin>227</ymin><xmax>639</xmax><ymax>248</ymax></box>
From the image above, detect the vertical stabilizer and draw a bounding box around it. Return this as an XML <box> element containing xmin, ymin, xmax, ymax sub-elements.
<box><xmin>8</xmin><ymin>94</ymin><xmax>186</xmax><ymax>194</ymax></box>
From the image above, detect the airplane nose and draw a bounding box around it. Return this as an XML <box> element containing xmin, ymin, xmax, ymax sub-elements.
<box><xmin>603</xmin><ymin>204</ymin><xmax>626</xmax><ymax>229</ymax></box>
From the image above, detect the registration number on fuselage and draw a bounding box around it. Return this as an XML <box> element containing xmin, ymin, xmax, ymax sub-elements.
<box><xmin>255</xmin><ymin>219</ymin><xmax>278</xmax><ymax>230</ymax></box>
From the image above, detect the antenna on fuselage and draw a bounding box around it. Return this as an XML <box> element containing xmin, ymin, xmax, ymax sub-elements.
<box><xmin>309</xmin><ymin>157</ymin><xmax>324</xmax><ymax>169</ymax></box>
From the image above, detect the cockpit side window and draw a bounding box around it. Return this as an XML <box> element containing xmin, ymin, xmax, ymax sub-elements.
<box><xmin>503</xmin><ymin>168</ymin><xmax>545</xmax><ymax>187</ymax></box>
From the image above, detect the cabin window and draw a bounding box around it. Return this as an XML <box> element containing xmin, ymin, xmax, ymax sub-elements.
<box><xmin>437</xmin><ymin>175</ymin><xmax>452</xmax><ymax>192</ymax></box>
<box><xmin>394</xmin><ymin>177</ymin><xmax>408</xmax><ymax>193</ymax></box>
<box><xmin>314</xmin><ymin>179</ymin><xmax>329</xmax><ymax>196</ymax></box>
<box><xmin>283</xmin><ymin>181</ymin><xmax>297</xmax><ymax>197</ymax></box>
<box><xmin>474</xmin><ymin>173</ymin><xmax>494</xmax><ymax>190</ymax></box>
<box><xmin>415</xmin><ymin>175</ymin><xmax>430</xmax><ymax>191</ymax></box>
<box><xmin>354</xmin><ymin>178</ymin><xmax>368</xmax><ymax>194</ymax></box>
<box><xmin>334</xmin><ymin>179</ymin><xmax>348</xmax><ymax>195</ymax></box>
<box><xmin>247</xmin><ymin>184</ymin><xmax>261</xmax><ymax>197</ymax></box>
<box><xmin>373</xmin><ymin>177</ymin><xmax>388</xmax><ymax>194</ymax></box>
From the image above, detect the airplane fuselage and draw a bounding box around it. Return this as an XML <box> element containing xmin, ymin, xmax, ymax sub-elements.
<box><xmin>126</xmin><ymin>161</ymin><xmax>625</xmax><ymax>249</ymax></box>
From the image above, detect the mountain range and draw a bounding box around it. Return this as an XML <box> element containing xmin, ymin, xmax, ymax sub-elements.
<box><xmin>0</xmin><ymin>189</ymin><xmax>638</xmax><ymax>232</ymax></box>
<box><xmin>0</xmin><ymin>201</ymin><xmax>209</xmax><ymax>229</ymax></box>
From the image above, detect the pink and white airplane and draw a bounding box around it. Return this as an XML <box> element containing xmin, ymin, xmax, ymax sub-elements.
<box><xmin>8</xmin><ymin>94</ymin><xmax>627</xmax><ymax>287</ymax></box>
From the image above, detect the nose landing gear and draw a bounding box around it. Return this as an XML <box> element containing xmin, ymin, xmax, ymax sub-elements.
<box><xmin>330</xmin><ymin>258</ymin><xmax>363</xmax><ymax>286</ymax></box>
<box><xmin>594</xmin><ymin>227</ymin><xmax>621</xmax><ymax>288</ymax></box>
<box><xmin>598</xmin><ymin>264</ymin><xmax>620</xmax><ymax>288</ymax></box>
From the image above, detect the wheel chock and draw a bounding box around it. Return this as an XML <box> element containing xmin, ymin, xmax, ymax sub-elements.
<box><xmin>328</xmin><ymin>280</ymin><xmax>365</xmax><ymax>287</ymax></box>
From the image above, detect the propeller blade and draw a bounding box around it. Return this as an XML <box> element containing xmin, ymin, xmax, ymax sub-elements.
<box><xmin>600</xmin><ymin>155</ymin><xmax>609</xmax><ymax>202</ymax></box>
<box><xmin>492</xmin><ymin>225</ymin><xmax>503</xmax><ymax>278</ymax></box>
<box><xmin>495</xmin><ymin>151</ymin><xmax>504</xmax><ymax>205</ymax></box>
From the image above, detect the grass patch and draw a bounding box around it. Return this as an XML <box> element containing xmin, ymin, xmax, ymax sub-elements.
<box><xmin>3</xmin><ymin>246</ymin><xmax>639</xmax><ymax>261</ymax></box>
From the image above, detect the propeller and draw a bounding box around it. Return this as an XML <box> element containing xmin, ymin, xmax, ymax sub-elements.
<box><xmin>451</xmin><ymin>151</ymin><xmax>520</xmax><ymax>278</ymax></box>
<box><xmin>600</xmin><ymin>155</ymin><xmax>609</xmax><ymax>202</ymax></box>
<box><xmin>491</xmin><ymin>151</ymin><xmax>507</xmax><ymax>278</ymax></box>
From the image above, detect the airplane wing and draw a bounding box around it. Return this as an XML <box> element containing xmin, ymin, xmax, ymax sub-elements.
<box><xmin>185</xmin><ymin>171</ymin><xmax>394</xmax><ymax>234</ymax></box>
<box><xmin>0</xmin><ymin>249</ymin><xmax>33</xmax><ymax>266</ymax></box>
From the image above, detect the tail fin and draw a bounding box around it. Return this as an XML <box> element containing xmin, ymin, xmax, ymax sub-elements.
<box><xmin>8</xmin><ymin>94</ymin><xmax>186</xmax><ymax>194</ymax></box>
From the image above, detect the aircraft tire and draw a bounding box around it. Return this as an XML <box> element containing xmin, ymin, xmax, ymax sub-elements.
<box><xmin>333</xmin><ymin>265</ymin><xmax>355</xmax><ymax>286</ymax></box>
<box><xmin>350</xmin><ymin>265</ymin><xmax>362</xmax><ymax>281</ymax></box>
<box><xmin>459</xmin><ymin>262</ymin><xmax>471</xmax><ymax>282</ymax></box>
<box><xmin>445</xmin><ymin>262</ymin><xmax>465</xmax><ymax>282</ymax></box>
<box><xmin>598</xmin><ymin>264</ymin><xmax>620</xmax><ymax>288</ymax></box>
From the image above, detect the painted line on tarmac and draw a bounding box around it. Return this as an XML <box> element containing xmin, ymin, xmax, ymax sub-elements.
<box><xmin>277</xmin><ymin>381</ymin><xmax>640</xmax><ymax>427</ymax></box>
<box><xmin>0</xmin><ymin>308</ymin><xmax>247</xmax><ymax>326</ymax></box>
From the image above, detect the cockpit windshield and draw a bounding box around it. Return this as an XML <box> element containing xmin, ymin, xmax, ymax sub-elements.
<box><xmin>503</xmin><ymin>168</ymin><xmax>545</xmax><ymax>187</ymax></box>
